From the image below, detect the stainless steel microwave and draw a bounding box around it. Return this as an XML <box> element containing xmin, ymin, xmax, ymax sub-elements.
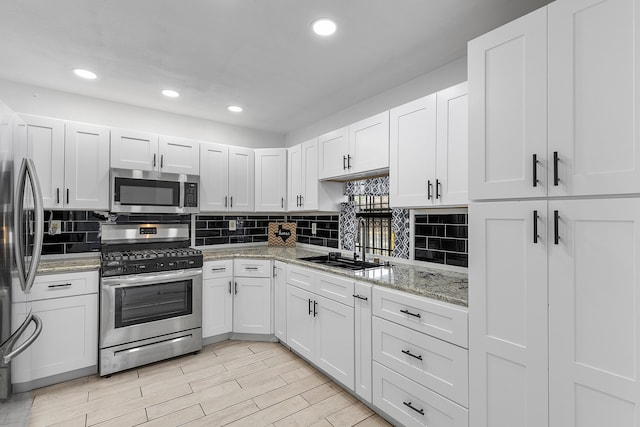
<box><xmin>110</xmin><ymin>169</ymin><xmax>199</xmax><ymax>214</ymax></box>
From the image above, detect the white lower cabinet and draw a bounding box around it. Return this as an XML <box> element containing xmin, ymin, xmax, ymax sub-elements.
<box><xmin>233</xmin><ymin>259</ymin><xmax>272</xmax><ymax>335</ymax></box>
<box><xmin>11</xmin><ymin>271</ymin><xmax>98</xmax><ymax>388</ymax></box>
<box><xmin>372</xmin><ymin>286</ymin><xmax>469</xmax><ymax>427</ymax></box>
<box><xmin>285</xmin><ymin>265</ymin><xmax>355</xmax><ymax>391</ymax></box>
<box><xmin>354</xmin><ymin>281</ymin><xmax>373</xmax><ymax>404</ymax></box>
<box><xmin>202</xmin><ymin>260</ymin><xmax>234</xmax><ymax>338</ymax></box>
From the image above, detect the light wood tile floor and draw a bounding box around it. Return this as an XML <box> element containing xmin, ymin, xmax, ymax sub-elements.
<box><xmin>24</xmin><ymin>341</ymin><xmax>392</xmax><ymax>427</ymax></box>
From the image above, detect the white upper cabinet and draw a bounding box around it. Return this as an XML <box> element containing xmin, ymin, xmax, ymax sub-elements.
<box><xmin>468</xmin><ymin>7</ymin><xmax>548</xmax><ymax>201</ymax></box>
<box><xmin>254</xmin><ymin>148</ymin><xmax>286</xmax><ymax>212</ymax></box>
<box><xmin>318</xmin><ymin>112</ymin><xmax>389</xmax><ymax>180</ymax></box>
<box><xmin>548</xmin><ymin>0</ymin><xmax>640</xmax><ymax>197</ymax></box>
<box><xmin>21</xmin><ymin>115</ymin><xmax>109</xmax><ymax>210</ymax></box>
<box><xmin>64</xmin><ymin>122</ymin><xmax>110</xmax><ymax>210</ymax></box>
<box><xmin>111</xmin><ymin>129</ymin><xmax>199</xmax><ymax>175</ymax></box>
<box><xmin>389</xmin><ymin>82</ymin><xmax>468</xmax><ymax>208</ymax></box>
<box><xmin>288</xmin><ymin>139</ymin><xmax>343</xmax><ymax>212</ymax></box>
<box><xmin>110</xmin><ymin>129</ymin><xmax>158</xmax><ymax>171</ymax></box>
<box><xmin>200</xmin><ymin>142</ymin><xmax>254</xmax><ymax>212</ymax></box>
<box><xmin>158</xmin><ymin>136</ymin><xmax>200</xmax><ymax>175</ymax></box>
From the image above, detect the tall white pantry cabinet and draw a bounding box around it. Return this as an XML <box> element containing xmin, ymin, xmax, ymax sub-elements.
<box><xmin>468</xmin><ymin>0</ymin><xmax>640</xmax><ymax>426</ymax></box>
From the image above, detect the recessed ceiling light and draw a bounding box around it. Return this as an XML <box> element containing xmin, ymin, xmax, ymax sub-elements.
<box><xmin>72</xmin><ymin>68</ymin><xmax>97</xmax><ymax>80</ymax></box>
<box><xmin>227</xmin><ymin>105</ymin><xmax>243</xmax><ymax>113</ymax></box>
<box><xmin>312</xmin><ymin>18</ymin><xmax>337</xmax><ymax>36</ymax></box>
<box><xmin>162</xmin><ymin>89</ymin><xmax>180</xmax><ymax>98</ymax></box>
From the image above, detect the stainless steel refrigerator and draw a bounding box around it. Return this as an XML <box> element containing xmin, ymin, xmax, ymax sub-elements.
<box><xmin>0</xmin><ymin>100</ymin><xmax>45</xmax><ymax>400</ymax></box>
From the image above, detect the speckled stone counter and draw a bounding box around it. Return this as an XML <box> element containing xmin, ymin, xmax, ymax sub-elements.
<box><xmin>36</xmin><ymin>254</ymin><xmax>101</xmax><ymax>274</ymax></box>
<box><xmin>201</xmin><ymin>246</ymin><xmax>468</xmax><ymax>307</ymax></box>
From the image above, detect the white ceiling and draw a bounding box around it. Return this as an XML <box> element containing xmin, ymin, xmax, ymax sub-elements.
<box><xmin>0</xmin><ymin>0</ymin><xmax>551</xmax><ymax>134</ymax></box>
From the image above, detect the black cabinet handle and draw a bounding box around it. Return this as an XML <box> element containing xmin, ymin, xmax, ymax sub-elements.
<box><xmin>553</xmin><ymin>151</ymin><xmax>560</xmax><ymax>186</ymax></box>
<box><xmin>313</xmin><ymin>300</ymin><xmax>318</xmax><ymax>317</ymax></box>
<box><xmin>435</xmin><ymin>179</ymin><xmax>441</xmax><ymax>199</ymax></box>
<box><xmin>228</xmin><ymin>281</ymin><xmax>232</xmax><ymax>294</ymax></box>
<box><xmin>153</xmin><ymin>153</ymin><xmax>157</xmax><ymax>168</ymax></box>
<box><xmin>296</xmin><ymin>195</ymin><xmax>300</xmax><ymax>207</ymax></box>
<box><xmin>273</xmin><ymin>265</ymin><xmax>277</xmax><ymax>278</ymax></box>
<box><xmin>308</xmin><ymin>298</ymin><xmax>312</xmax><ymax>315</ymax></box>
<box><xmin>56</xmin><ymin>188</ymin><xmax>60</xmax><ymax>204</ymax></box>
<box><xmin>353</xmin><ymin>294</ymin><xmax>368</xmax><ymax>301</ymax></box>
<box><xmin>300</xmin><ymin>195</ymin><xmax>304</xmax><ymax>206</ymax></box>
<box><xmin>403</xmin><ymin>401</ymin><xmax>425</xmax><ymax>416</ymax></box>
<box><xmin>225</xmin><ymin>196</ymin><xmax>228</xmax><ymax>208</ymax></box>
<box><xmin>281</xmin><ymin>197</ymin><xmax>284</xmax><ymax>208</ymax></box>
<box><xmin>234</xmin><ymin>281</ymin><xmax>238</xmax><ymax>295</ymax></box>
<box><xmin>66</xmin><ymin>188</ymin><xmax>69</xmax><ymax>204</ymax></box>
<box><xmin>230</xmin><ymin>196</ymin><xmax>233</xmax><ymax>208</ymax></box>
<box><xmin>160</xmin><ymin>154</ymin><xmax>164</xmax><ymax>168</ymax></box>
<box><xmin>343</xmin><ymin>155</ymin><xmax>347</xmax><ymax>170</ymax></box>
<box><xmin>211</xmin><ymin>267</ymin><xmax>226</xmax><ymax>272</ymax></box>
<box><xmin>400</xmin><ymin>309</ymin><xmax>421</xmax><ymax>318</ymax></box>
<box><xmin>347</xmin><ymin>154</ymin><xmax>351</xmax><ymax>169</ymax></box>
<box><xmin>554</xmin><ymin>210</ymin><xmax>560</xmax><ymax>245</ymax></box>
<box><xmin>533</xmin><ymin>154</ymin><xmax>539</xmax><ymax>187</ymax></box>
<box><xmin>244</xmin><ymin>267</ymin><xmax>259</xmax><ymax>270</ymax></box>
<box><xmin>427</xmin><ymin>180</ymin><xmax>432</xmax><ymax>200</ymax></box>
<box><xmin>533</xmin><ymin>210</ymin><xmax>539</xmax><ymax>244</ymax></box>
<box><xmin>401</xmin><ymin>349</ymin><xmax>423</xmax><ymax>361</ymax></box>
<box><xmin>48</xmin><ymin>283</ymin><xmax>72</xmax><ymax>289</ymax></box>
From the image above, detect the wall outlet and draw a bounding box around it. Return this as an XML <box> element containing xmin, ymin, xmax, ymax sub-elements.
<box><xmin>48</xmin><ymin>220</ymin><xmax>62</xmax><ymax>235</ymax></box>
<box><xmin>311</xmin><ymin>223</ymin><xmax>317</xmax><ymax>235</ymax></box>
<box><xmin>229</xmin><ymin>220</ymin><xmax>237</xmax><ymax>231</ymax></box>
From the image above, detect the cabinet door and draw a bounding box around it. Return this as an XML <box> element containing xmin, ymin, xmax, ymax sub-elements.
<box><xmin>354</xmin><ymin>282</ymin><xmax>372</xmax><ymax>403</ymax></box>
<box><xmin>468</xmin><ymin>201</ymin><xmax>548</xmax><ymax>427</ymax></box>
<box><xmin>548</xmin><ymin>199</ymin><xmax>640</xmax><ymax>427</ymax></box>
<box><xmin>468</xmin><ymin>7</ymin><xmax>548</xmax><ymax>200</ymax></box>
<box><xmin>287</xmin><ymin>144</ymin><xmax>303</xmax><ymax>211</ymax></box>
<box><xmin>158</xmin><ymin>136</ymin><xmax>199</xmax><ymax>175</ymax></box>
<box><xmin>255</xmin><ymin>148</ymin><xmax>286</xmax><ymax>212</ymax></box>
<box><xmin>301</xmin><ymin>139</ymin><xmax>324</xmax><ymax>211</ymax></box>
<box><xmin>21</xmin><ymin>115</ymin><xmax>65</xmax><ymax>209</ymax></box>
<box><xmin>389</xmin><ymin>94</ymin><xmax>437</xmax><ymax>208</ymax></box>
<box><xmin>64</xmin><ymin>123</ymin><xmax>110</xmax><ymax>210</ymax></box>
<box><xmin>199</xmin><ymin>143</ymin><xmax>229</xmax><ymax>211</ymax></box>
<box><xmin>436</xmin><ymin>82</ymin><xmax>468</xmax><ymax>206</ymax></box>
<box><xmin>228</xmin><ymin>146</ymin><xmax>255</xmax><ymax>212</ymax></box>
<box><xmin>11</xmin><ymin>294</ymin><xmax>98</xmax><ymax>384</ymax></box>
<box><xmin>548</xmin><ymin>0</ymin><xmax>640</xmax><ymax>197</ymax></box>
<box><xmin>314</xmin><ymin>294</ymin><xmax>355</xmax><ymax>390</ymax></box>
<box><xmin>286</xmin><ymin>284</ymin><xmax>315</xmax><ymax>360</ymax></box>
<box><xmin>273</xmin><ymin>261</ymin><xmax>287</xmax><ymax>342</ymax></box>
<box><xmin>110</xmin><ymin>129</ymin><xmax>158</xmax><ymax>171</ymax></box>
<box><xmin>233</xmin><ymin>277</ymin><xmax>271</xmax><ymax>334</ymax></box>
<box><xmin>202</xmin><ymin>277</ymin><xmax>233</xmax><ymax>338</ymax></box>
<box><xmin>348</xmin><ymin>111</ymin><xmax>389</xmax><ymax>175</ymax></box>
<box><xmin>318</xmin><ymin>127</ymin><xmax>348</xmax><ymax>179</ymax></box>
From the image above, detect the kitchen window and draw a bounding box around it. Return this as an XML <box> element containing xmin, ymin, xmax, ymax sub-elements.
<box><xmin>352</xmin><ymin>195</ymin><xmax>394</xmax><ymax>256</ymax></box>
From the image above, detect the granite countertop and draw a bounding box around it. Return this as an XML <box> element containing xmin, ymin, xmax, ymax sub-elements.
<box><xmin>202</xmin><ymin>246</ymin><xmax>468</xmax><ymax>307</ymax></box>
<box><xmin>35</xmin><ymin>246</ymin><xmax>468</xmax><ymax>307</ymax></box>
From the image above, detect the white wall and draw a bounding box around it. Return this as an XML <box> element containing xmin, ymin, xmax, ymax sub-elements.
<box><xmin>0</xmin><ymin>78</ymin><xmax>284</xmax><ymax>149</ymax></box>
<box><xmin>285</xmin><ymin>57</ymin><xmax>467</xmax><ymax>146</ymax></box>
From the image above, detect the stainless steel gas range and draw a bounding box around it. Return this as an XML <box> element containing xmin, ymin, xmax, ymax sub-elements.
<box><xmin>99</xmin><ymin>223</ymin><xmax>203</xmax><ymax>376</ymax></box>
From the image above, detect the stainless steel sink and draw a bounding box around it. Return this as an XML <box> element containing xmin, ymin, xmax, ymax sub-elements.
<box><xmin>297</xmin><ymin>254</ymin><xmax>380</xmax><ymax>271</ymax></box>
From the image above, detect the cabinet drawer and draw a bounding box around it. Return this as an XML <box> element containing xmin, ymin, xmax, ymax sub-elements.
<box><xmin>286</xmin><ymin>264</ymin><xmax>315</xmax><ymax>291</ymax></box>
<box><xmin>12</xmin><ymin>270</ymin><xmax>98</xmax><ymax>302</ymax></box>
<box><xmin>233</xmin><ymin>259</ymin><xmax>271</xmax><ymax>278</ymax></box>
<box><xmin>373</xmin><ymin>317</ymin><xmax>468</xmax><ymax>407</ymax></box>
<box><xmin>203</xmin><ymin>259</ymin><xmax>233</xmax><ymax>279</ymax></box>
<box><xmin>373</xmin><ymin>362</ymin><xmax>468</xmax><ymax>427</ymax></box>
<box><xmin>315</xmin><ymin>271</ymin><xmax>354</xmax><ymax>306</ymax></box>
<box><xmin>373</xmin><ymin>287</ymin><xmax>468</xmax><ymax>348</ymax></box>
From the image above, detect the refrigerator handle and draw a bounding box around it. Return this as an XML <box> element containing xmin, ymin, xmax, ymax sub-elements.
<box><xmin>0</xmin><ymin>311</ymin><xmax>43</xmax><ymax>365</ymax></box>
<box><xmin>14</xmin><ymin>158</ymin><xmax>45</xmax><ymax>294</ymax></box>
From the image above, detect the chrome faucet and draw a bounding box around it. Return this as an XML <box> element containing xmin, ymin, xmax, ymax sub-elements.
<box><xmin>354</xmin><ymin>216</ymin><xmax>367</xmax><ymax>263</ymax></box>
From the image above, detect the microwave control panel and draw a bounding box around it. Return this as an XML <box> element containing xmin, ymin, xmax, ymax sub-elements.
<box><xmin>184</xmin><ymin>182</ymin><xmax>198</xmax><ymax>207</ymax></box>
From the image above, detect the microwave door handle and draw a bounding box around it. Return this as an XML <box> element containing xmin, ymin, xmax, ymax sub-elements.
<box><xmin>14</xmin><ymin>158</ymin><xmax>45</xmax><ymax>294</ymax></box>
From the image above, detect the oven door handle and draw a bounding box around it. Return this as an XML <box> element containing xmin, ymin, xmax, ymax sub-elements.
<box><xmin>101</xmin><ymin>269</ymin><xmax>203</xmax><ymax>286</ymax></box>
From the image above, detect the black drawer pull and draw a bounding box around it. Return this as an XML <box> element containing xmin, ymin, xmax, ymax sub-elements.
<box><xmin>532</xmin><ymin>153</ymin><xmax>539</xmax><ymax>187</ymax></box>
<box><xmin>553</xmin><ymin>151</ymin><xmax>560</xmax><ymax>186</ymax></box>
<box><xmin>244</xmin><ymin>267</ymin><xmax>259</xmax><ymax>270</ymax></box>
<box><xmin>400</xmin><ymin>309</ymin><xmax>421</xmax><ymax>318</ymax></box>
<box><xmin>352</xmin><ymin>294</ymin><xmax>368</xmax><ymax>301</ymax></box>
<box><xmin>210</xmin><ymin>267</ymin><xmax>226</xmax><ymax>272</ymax></box>
<box><xmin>48</xmin><ymin>283</ymin><xmax>72</xmax><ymax>288</ymax></box>
<box><xmin>554</xmin><ymin>210</ymin><xmax>560</xmax><ymax>245</ymax></box>
<box><xmin>533</xmin><ymin>210</ymin><xmax>539</xmax><ymax>244</ymax></box>
<box><xmin>401</xmin><ymin>349</ymin><xmax>423</xmax><ymax>360</ymax></box>
<box><xmin>403</xmin><ymin>401</ymin><xmax>425</xmax><ymax>416</ymax></box>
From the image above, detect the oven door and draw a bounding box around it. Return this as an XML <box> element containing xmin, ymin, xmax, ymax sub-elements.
<box><xmin>100</xmin><ymin>269</ymin><xmax>202</xmax><ymax>349</ymax></box>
